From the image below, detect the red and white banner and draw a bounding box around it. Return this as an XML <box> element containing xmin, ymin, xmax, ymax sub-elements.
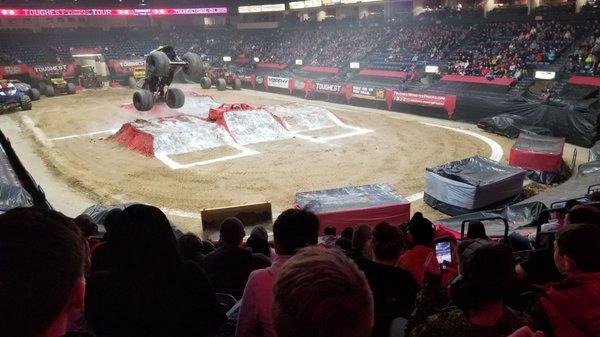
<box><xmin>387</xmin><ymin>90</ymin><xmax>457</xmax><ymax>118</ymax></box>
<box><xmin>0</xmin><ymin>7</ymin><xmax>227</xmax><ymax>17</ymax></box>
<box><xmin>266</xmin><ymin>76</ymin><xmax>289</xmax><ymax>89</ymax></box>
<box><xmin>315</xmin><ymin>82</ymin><xmax>343</xmax><ymax>94</ymax></box>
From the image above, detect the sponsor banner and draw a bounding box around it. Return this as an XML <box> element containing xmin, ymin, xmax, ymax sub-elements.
<box><xmin>389</xmin><ymin>90</ymin><xmax>457</xmax><ymax>118</ymax></box>
<box><xmin>0</xmin><ymin>64</ymin><xmax>30</xmax><ymax>77</ymax></box>
<box><xmin>0</xmin><ymin>7</ymin><xmax>228</xmax><ymax>17</ymax></box>
<box><xmin>33</xmin><ymin>64</ymin><xmax>68</xmax><ymax>75</ymax></box>
<box><xmin>352</xmin><ymin>85</ymin><xmax>386</xmax><ymax>101</ymax></box>
<box><xmin>315</xmin><ymin>82</ymin><xmax>342</xmax><ymax>93</ymax></box>
<box><xmin>267</xmin><ymin>76</ymin><xmax>289</xmax><ymax>89</ymax></box>
<box><xmin>118</xmin><ymin>59</ymin><xmax>145</xmax><ymax>68</ymax></box>
<box><xmin>255</xmin><ymin>75</ymin><xmax>264</xmax><ymax>86</ymax></box>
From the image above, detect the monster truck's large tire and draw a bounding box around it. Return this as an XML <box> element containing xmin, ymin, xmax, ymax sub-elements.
<box><xmin>20</xmin><ymin>95</ymin><xmax>32</xmax><ymax>111</ymax></box>
<box><xmin>147</xmin><ymin>51</ymin><xmax>170</xmax><ymax>78</ymax></box>
<box><xmin>133</xmin><ymin>89</ymin><xmax>154</xmax><ymax>111</ymax></box>
<box><xmin>37</xmin><ymin>84</ymin><xmax>46</xmax><ymax>95</ymax></box>
<box><xmin>128</xmin><ymin>76</ymin><xmax>137</xmax><ymax>89</ymax></box>
<box><xmin>28</xmin><ymin>88</ymin><xmax>41</xmax><ymax>101</ymax></box>
<box><xmin>200</xmin><ymin>77</ymin><xmax>212</xmax><ymax>89</ymax></box>
<box><xmin>67</xmin><ymin>83</ymin><xmax>76</xmax><ymax>95</ymax></box>
<box><xmin>45</xmin><ymin>85</ymin><xmax>55</xmax><ymax>97</ymax></box>
<box><xmin>166</xmin><ymin>88</ymin><xmax>185</xmax><ymax>109</ymax></box>
<box><xmin>181</xmin><ymin>52</ymin><xmax>203</xmax><ymax>76</ymax></box>
<box><xmin>216</xmin><ymin>78</ymin><xmax>227</xmax><ymax>91</ymax></box>
<box><xmin>232</xmin><ymin>78</ymin><xmax>242</xmax><ymax>90</ymax></box>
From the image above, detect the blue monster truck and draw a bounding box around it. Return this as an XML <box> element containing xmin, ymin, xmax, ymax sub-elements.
<box><xmin>0</xmin><ymin>82</ymin><xmax>32</xmax><ymax>112</ymax></box>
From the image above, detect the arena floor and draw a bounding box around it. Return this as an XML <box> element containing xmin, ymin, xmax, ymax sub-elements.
<box><xmin>8</xmin><ymin>84</ymin><xmax>523</xmax><ymax>234</ymax></box>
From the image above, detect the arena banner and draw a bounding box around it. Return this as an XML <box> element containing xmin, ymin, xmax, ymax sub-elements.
<box><xmin>31</xmin><ymin>63</ymin><xmax>76</xmax><ymax>78</ymax></box>
<box><xmin>387</xmin><ymin>90</ymin><xmax>458</xmax><ymax>118</ymax></box>
<box><xmin>266</xmin><ymin>76</ymin><xmax>290</xmax><ymax>90</ymax></box>
<box><xmin>107</xmin><ymin>59</ymin><xmax>145</xmax><ymax>74</ymax></box>
<box><xmin>351</xmin><ymin>85</ymin><xmax>386</xmax><ymax>101</ymax></box>
<box><xmin>315</xmin><ymin>82</ymin><xmax>343</xmax><ymax>94</ymax></box>
<box><xmin>238</xmin><ymin>74</ymin><xmax>256</xmax><ymax>88</ymax></box>
<box><xmin>289</xmin><ymin>78</ymin><xmax>314</xmax><ymax>98</ymax></box>
<box><xmin>0</xmin><ymin>64</ymin><xmax>32</xmax><ymax>77</ymax></box>
<box><xmin>0</xmin><ymin>7</ymin><xmax>228</xmax><ymax>17</ymax></box>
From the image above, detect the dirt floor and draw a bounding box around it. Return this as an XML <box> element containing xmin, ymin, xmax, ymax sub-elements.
<box><xmin>9</xmin><ymin>84</ymin><xmax>575</xmax><ymax>235</ymax></box>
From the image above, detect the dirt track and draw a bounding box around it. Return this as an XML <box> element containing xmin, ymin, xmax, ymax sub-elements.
<box><xmin>13</xmin><ymin>85</ymin><xmax>518</xmax><ymax>234</ymax></box>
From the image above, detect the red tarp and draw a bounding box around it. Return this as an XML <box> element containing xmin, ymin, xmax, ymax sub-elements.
<box><xmin>509</xmin><ymin>133</ymin><xmax>565</xmax><ymax>173</ymax></box>
<box><xmin>386</xmin><ymin>90</ymin><xmax>458</xmax><ymax>118</ymax></box>
<box><xmin>257</xmin><ymin>62</ymin><xmax>287</xmax><ymax>70</ymax></box>
<box><xmin>359</xmin><ymin>69</ymin><xmax>406</xmax><ymax>79</ymax></box>
<box><xmin>568</xmin><ymin>76</ymin><xmax>600</xmax><ymax>87</ymax></box>
<box><xmin>300</xmin><ymin>65</ymin><xmax>339</xmax><ymax>74</ymax></box>
<box><xmin>441</xmin><ymin>75</ymin><xmax>516</xmax><ymax>87</ymax></box>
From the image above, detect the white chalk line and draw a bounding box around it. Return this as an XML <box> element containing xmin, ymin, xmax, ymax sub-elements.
<box><xmin>50</xmin><ymin>128</ymin><xmax>119</xmax><ymax>141</ymax></box>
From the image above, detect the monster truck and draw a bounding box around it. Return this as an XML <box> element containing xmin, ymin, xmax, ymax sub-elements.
<box><xmin>39</xmin><ymin>74</ymin><xmax>76</xmax><ymax>97</ymax></box>
<box><xmin>0</xmin><ymin>82</ymin><xmax>32</xmax><ymax>112</ymax></box>
<box><xmin>199</xmin><ymin>67</ymin><xmax>242</xmax><ymax>91</ymax></box>
<box><xmin>78</xmin><ymin>65</ymin><xmax>103</xmax><ymax>89</ymax></box>
<box><xmin>133</xmin><ymin>46</ymin><xmax>202</xmax><ymax>111</ymax></box>
<box><xmin>1</xmin><ymin>79</ymin><xmax>40</xmax><ymax>101</ymax></box>
<box><xmin>128</xmin><ymin>66</ymin><xmax>146</xmax><ymax>88</ymax></box>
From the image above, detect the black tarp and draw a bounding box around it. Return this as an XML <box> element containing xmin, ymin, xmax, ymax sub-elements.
<box><xmin>477</xmin><ymin>96</ymin><xmax>600</xmax><ymax>147</ymax></box>
<box><xmin>0</xmin><ymin>142</ymin><xmax>33</xmax><ymax>210</ymax></box>
<box><xmin>578</xmin><ymin>160</ymin><xmax>600</xmax><ymax>177</ymax></box>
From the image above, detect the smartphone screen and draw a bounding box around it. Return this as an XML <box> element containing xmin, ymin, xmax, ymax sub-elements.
<box><xmin>435</xmin><ymin>241</ymin><xmax>452</xmax><ymax>269</ymax></box>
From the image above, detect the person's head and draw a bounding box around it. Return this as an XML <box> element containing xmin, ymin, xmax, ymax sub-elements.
<box><xmin>566</xmin><ymin>205</ymin><xmax>600</xmax><ymax>225</ymax></box>
<box><xmin>451</xmin><ymin>240</ymin><xmax>515</xmax><ymax>312</ymax></box>
<box><xmin>351</xmin><ymin>224</ymin><xmax>373</xmax><ymax>252</ymax></box>
<box><xmin>273</xmin><ymin>208</ymin><xmax>319</xmax><ymax>255</ymax></box>
<box><xmin>341</xmin><ymin>227</ymin><xmax>354</xmax><ymax>240</ymax></box>
<box><xmin>178</xmin><ymin>232</ymin><xmax>204</xmax><ymax>259</ymax></box>
<box><xmin>465</xmin><ymin>220</ymin><xmax>489</xmax><ymax>240</ymax></box>
<box><xmin>407</xmin><ymin>212</ymin><xmax>434</xmax><ymax>247</ymax></box>
<box><xmin>111</xmin><ymin>204</ymin><xmax>181</xmax><ymax>273</ymax></box>
<box><xmin>246</xmin><ymin>226</ymin><xmax>271</xmax><ymax>257</ymax></box>
<box><xmin>219</xmin><ymin>217</ymin><xmax>246</xmax><ymax>246</ymax></box>
<box><xmin>74</xmin><ymin>214</ymin><xmax>97</xmax><ymax>238</ymax></box>
<box><xmin>103</xmin><ymin>208</ymin><xmax>123</xmax><ymax>238</ymax></box>
<box><xmin>554</xmin><ymin>223</ymin><xmax>600</xmax><ymax>275</ymax></box>
<box><xmin>564</xmin><ymin>199</ymin><xmax>581</xmax><ymax>211</ymax></box>
<box><xmin>371</xmin><ymin>221</ymin><xmax>403</xmax><ymax>263</ymax></box>
<box><xmin>324</xmin><ymin>226</ymin><xmax>336</xmax><ymax>236</ymax></box>
<box><xmin>273</xmin><ymin>248</ymin><xmax>374</xmax><ymax>337</ymax></box>
<box><xmin>0</xmin><ymin>207</ymin><xmax>86</xmax><ymax>337</ymax></box>
<box><xmin>335</xmin><ymin>237</ymin><xmax>352</xmax><ymax>252</ymax></box>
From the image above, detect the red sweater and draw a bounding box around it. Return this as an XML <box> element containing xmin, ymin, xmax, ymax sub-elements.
<box><xmin>540</xmin><ymin>272</ymin><xmax>600</xmax><ymax>337</ymax></box>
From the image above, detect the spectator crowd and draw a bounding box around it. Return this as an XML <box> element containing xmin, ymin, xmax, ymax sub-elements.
<box><xmin>1</xmin><ymin>191</ymin><xmax>599</xmax><ymax>337</ymax></box>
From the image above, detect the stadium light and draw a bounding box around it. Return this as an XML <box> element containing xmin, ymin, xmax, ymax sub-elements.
<box><xmin>295</xmin><ymin>59</ymin><xmax>303</xmax><ymax>65</ymax></box>
<box><xmin>223</xmin><ymin>56</ymin><xmax>232</xmax><ymax>62</ymax></box>
<box><xmin>350</xmin><ymin>62</ymin><xmax>360</xmax><ymax>69</ymax></box>
<box><xmin>253</xmin><ymin>57</ymin><xmax>260</xmax><ymax>63</ymax></box>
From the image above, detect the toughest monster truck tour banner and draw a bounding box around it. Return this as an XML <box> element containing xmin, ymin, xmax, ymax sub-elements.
<box><xmin>0</xmin><ymin>7</ymin><xmax>228</xmax><ymax>17</ymax></box>
<box><xmin>352</xmin><ymin>85</ymin><xmax>386</xmax><ymax>101</ymax></box>
<box><xmin>315</xmin><ymin>83</ymin><xmax>343</xmax><ymax>93</ymax></box>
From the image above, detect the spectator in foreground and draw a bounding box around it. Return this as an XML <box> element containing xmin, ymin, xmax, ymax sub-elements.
<box><xmin>396</xmin><ymin>212</ymin><xmax>435</xmax><ymax>286</ymax></box>
<box><xmin>355</xmin><ymin>221</ymin><xmax>420</xmax><ymax>337</ymax></box>
<box><xmin>410</xmin><ymin>240</ymin><xmax>533</xmax><ymax>337</ymax></box>
<box><xmin>203</xmin><ymin>217</ymin><xmax>271</xmax><ymax>298</ymax></box>
<box><xmin>178</xmin><ymin>232</ymin><xmax>208</xmax><ymax>267</ymax></box>
<box><xmin>90</xmin><ymin>208</ymin><xmax>123</xmax><ymax>273</ymax></box>
<box><xmin>273</xmin><ymin>247</ymin><xmax>374</xmax><ymax>337</ymax></box>
<box><xmin>85</xmin><ymin>204</ymin><xmax>225</xmax><ymax>337</ymax></box>
<box><xmin>0</xmin><ymin>207</ymin><xmax>85</xmax><ymax>337</ymax></box>
<box><xmin>236</xmin><ymin>208</ymin><xmax>320</xmax><ymax>337</ymax></box>
<box><xmin>319</xmin><ymin>225</ymin><xmax>338</xmax><ymax>249</ymax></box>
<box><xmin>528</xmin><ymin>223</ymin><xmax>600</xmax><ymax>337</ymax></box>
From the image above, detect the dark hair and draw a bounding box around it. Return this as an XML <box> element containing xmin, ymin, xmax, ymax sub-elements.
<box><xmin>0</xmin><ymin>207</ymin><xmax>85</xmax><ymax>337</ymax></box>
<box><xmin>335</xmin><ymin>237</ymin><xmax>352</xmax><ymax>252</ymax></box>
<box><xmin>466</xmin><ymin>221</ymin><xmax>489</xmax><ymax>240</ymax></box>
<box><xmin>74</xmin><ymin>214</ymin><xmax>98</xmax><ymax>237</ymax></box>
<box><xmin>273</xmin><ymin>208</ymin><xmax>319</xmax><ymax>255</ymax></box>
<box><xmin>371</xmin><ymin>222</ymin><xmax>403</xmax><ymax>261</ymax></box>
<box><xmin>556</xmin><ymin>223</ymin><xmax>600</xmax><ymax>272</ymax></box>
<box><xmin>246</xmin><ymin>226</ymin><xmax>271</xmax><ymax>257</ymax></box>
<box><xmin>407</xmin><ymin>212</ymin><xmax>434</xmax><ymax>246</ymax></box>
<box><xmin>103</xmin><ymin>208</ymin><xmax>123</xmax><ymax>237</ymax></box>
<box><xmin>564</xmin><ymin>199</ymin><xmax>581</xmax><ymax>211</ymax></box>
<box><xmin>111</xmin><ymin>204</ymin><xmax>181</xmax><ymax>274</ymax></box>
<box><xmin>568</xmin><ymin>205</ymin><xmax>600</xmax><ymax>224</ymax></box>
<box><xmin>219</xmin><ymin>217</ymin><xmax>246</xmax><ymax>246</ymax></box>
<box><xmin>324</xmin><ymin>226</ymin><xmax>337</xmax><ymax>236</ymax></box>
<box><xmin>341</xmin><ymin>227</ymin><xmax>354</xmax><ymax>240</ymax></box>
<box><xmin>178</xmin><ymin>233</ymin><xmax>204</xmax><ymax>260</ymax></box>
<box><xmin>454</xmin><ymin>240</ymin><xmax>515</xmax><ymax>308</ymax></box>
